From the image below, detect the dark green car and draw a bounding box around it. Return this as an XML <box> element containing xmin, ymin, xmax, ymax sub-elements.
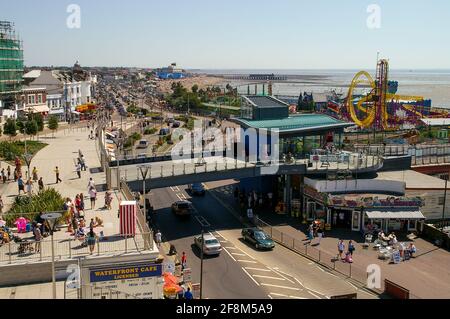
<box><xmin>241</xmin><ymin>228</ymin><xmax>275</xmax><ymax>250</ymax></box>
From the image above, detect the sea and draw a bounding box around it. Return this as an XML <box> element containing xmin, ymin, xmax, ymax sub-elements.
<box><xmin>192</xmin><ymin>69</ymin><xmax>450</xmax><ymax>109</ymax></box>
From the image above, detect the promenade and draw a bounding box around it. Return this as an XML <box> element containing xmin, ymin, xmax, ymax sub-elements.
<box><xmin>0</xmin><ymin>122</ymin><xmax>154</xmax><ymax>266</ymax></box>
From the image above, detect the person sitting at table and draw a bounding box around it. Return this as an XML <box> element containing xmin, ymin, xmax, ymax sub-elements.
<box><xmin>76</xmin><ymin>226</ymin><xmax>85</xmax><ymax>240</ymax></box>
<box><xmin>408</xmin><ymin>243</ymin><xmax>417</xmax><ymax>258</ymax></box>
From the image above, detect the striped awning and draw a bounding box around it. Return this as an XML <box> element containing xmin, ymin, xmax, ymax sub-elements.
<box><xmin>365</xmin><ymin>210</ymin><xmax>425</xmax><ymax>220</ymax></box>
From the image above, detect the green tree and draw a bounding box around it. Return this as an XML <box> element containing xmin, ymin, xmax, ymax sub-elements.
<box><xmin>3</xmin><ymin>118</ymin><xmax>17</xmax><ymax>139</ymax></box>
<box><xmin>191</xmin><ymin>84</ymin><xmax>199</xmax><ymax>94</ymax></box>
<box><xmin>33</xmin><ymin>113</ymin><xmax>44</xmax><ymax>132</ymax></box>
<box><xmin>25</xmin><ymin>120</ymin><xmax>38</xmax><ymax>137</ymax></box>
<box><xmin>47</xmin><ymin>115</ymin><xmax>59</xmax><ymax>137</ymax></box>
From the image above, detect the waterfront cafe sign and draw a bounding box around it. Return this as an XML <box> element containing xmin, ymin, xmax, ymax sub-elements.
<box><xmin>328</xmin><ymin>195</ymin><xmax>424</xmax><ymax>209</ymax></box>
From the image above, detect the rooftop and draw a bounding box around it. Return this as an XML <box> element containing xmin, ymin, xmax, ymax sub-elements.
<box><xmin>234</xmin><ymin>114</ymin><xmax>354</xmax><ymax>133</ymax></box>
<box><xmin>244</xmin><ymin>95</ymin><xmax>288</xmax><ymax>108</ymax></box>
<box><xmin>376</xmin><ymin>170</ymin><xmax>447</xmax><ymax>190</ymax></box>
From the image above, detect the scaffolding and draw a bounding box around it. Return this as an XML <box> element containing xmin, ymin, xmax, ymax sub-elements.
<box><xmin>0</xmin><ymin>21</ymin><xmax>24</xmax><ymax>108</ymax></box>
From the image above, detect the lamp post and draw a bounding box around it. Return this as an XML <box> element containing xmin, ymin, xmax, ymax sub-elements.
<box><xmin>41</xmin><ymin>212</ymin><xmax>62</xmax><ymax>300</ymax></box>
<box><xmin>200</xmin><ymin>228</ymin><xmax>204</xmax><ymax>300</ymax></box>
<box><xmin>443</xmin><ymin>177</ymin><xmax>448</xmax><ymax>229</ymax></box>
<box><xmin>23</xmin><ymin>153</ymin><xmax>33</xmax><ymax>187</ymax></box>
<box><xmin>138</xmin><ymin>165</ymin><xmax>151</xmax><ymax>222</ymax></box>
<box><xmin>113</xmin><ymin>137</ymin><xmax>124</xmax><ymax>191</ymax></box>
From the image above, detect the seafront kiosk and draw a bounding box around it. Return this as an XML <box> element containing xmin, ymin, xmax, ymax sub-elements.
<box><xmin>302</xmin><ymin>177</ymin><xmax>425</xmax><ymax>233</ymax></box>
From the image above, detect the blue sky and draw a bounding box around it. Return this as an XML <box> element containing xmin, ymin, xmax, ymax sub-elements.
<box><xmin>2</xmin><ymin>0</ymin><xmax>450</xmax><ymax>69</ymax></box>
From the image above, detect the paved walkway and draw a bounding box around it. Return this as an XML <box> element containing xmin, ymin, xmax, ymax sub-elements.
<box><xmin>209</xmin><ymin>183</ymin><xmax>450</xmax><ymax>299</ymax></box>
<box><xmin>0</xmin><ymin>121</ymin><xmax>153</xmax><ymax>265</ymax></box>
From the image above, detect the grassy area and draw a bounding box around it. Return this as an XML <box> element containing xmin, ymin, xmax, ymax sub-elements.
<box><xmin>0</xmin><ymin>140</ymin><xmax>48</xmax><ymax>162</ymax></box>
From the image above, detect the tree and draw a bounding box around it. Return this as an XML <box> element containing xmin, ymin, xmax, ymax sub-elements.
<box><xmin>191</xmin><ymin>84</ymin><xmax>199</xmax><ymax>94</ymax></box>
<box><xmin>33</xmin><ymin>113</ymin><xmax>44</xmax><ymax>132</ymax></box>
<box><xmin>25</xmin><ymin>120</ymin><xmax>38</xmax><ymax>137</ymax></box>
<box><xmin>48</xmin><ymin>115</ymin><xmax>59</xmax><ymax>137</ymax></box>
<box><xmin>3</xmin><ymin>118</ymin><xmax>17</xmax><ymax>139</ymax></box>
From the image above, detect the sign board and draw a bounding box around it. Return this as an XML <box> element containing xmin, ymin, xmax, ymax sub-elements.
<box><xmin>90</xmin><ymin>263</ymin><xmax>162</xmax><ymax>283</ymax></box>
<box><xmin>183</xmin><ymin>268</ymin><xmax>192</xmax><ymax>284</ymax></box>
<box><xmin>192</xmin><ymin>283</ymin><xmax>201</xmax><ymax>299</ymax></box>
<box><xmin>392</xmin><ymin>250</ymin><xmax>402</xmax><ymax>264</ymax></box>
<box><xmin>87</xmin><ymin>263</ymin><xmax>164</xmax><ymax>299</ymax></box>
<box><xmin>163</xmin><ymin>261</ymin><xmax>175</xmax><ymax>274</ymax></box>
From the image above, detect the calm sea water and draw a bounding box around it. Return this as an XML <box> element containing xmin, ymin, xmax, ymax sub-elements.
<box><xmin>193</xmin><ymin>69</ymin><xmax>450</xmax><ymax>108</ymax></box>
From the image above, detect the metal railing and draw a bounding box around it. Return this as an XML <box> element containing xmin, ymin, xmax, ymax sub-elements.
<box><xmin>0</xmin><ymin>232</ymin><xmax>153</xmax><ymax>265</ymax></box>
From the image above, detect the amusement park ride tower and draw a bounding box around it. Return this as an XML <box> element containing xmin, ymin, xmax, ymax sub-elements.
<box><xmin>345</xmin><ymin>58</ymin><xmax>431</xmax><ymax>130</ymax></box>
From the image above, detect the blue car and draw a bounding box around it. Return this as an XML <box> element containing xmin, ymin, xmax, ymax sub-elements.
<box><xmin>188</xmin><ymin>183</ymin><xmax>206</xmax><ymax>196</ymax></box>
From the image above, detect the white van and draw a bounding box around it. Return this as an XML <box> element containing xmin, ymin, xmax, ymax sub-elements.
<box><xmin>137</xmin><ymin>139</ymin><xmax>149</xmax><ymax>149</ymax></box>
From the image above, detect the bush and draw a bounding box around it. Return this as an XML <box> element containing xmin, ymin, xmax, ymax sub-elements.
<box><xmin>4</xmin><ymin>188</ymin><xmax>66</xmax><ymax>227</ymax></box>
<box><xmin>144</xmin><ymin>128</ymin><xmax>157</xmax><ymax>135</ymax></box>
<box><xmin>130</xmin><ymin>132</ymin><xmax>142</xmax><ymax>141</ymax></box>
<box><xmin>0</xmin><ymin>141</ymin><xmax>47</xmax><ymax>161</ymax></box>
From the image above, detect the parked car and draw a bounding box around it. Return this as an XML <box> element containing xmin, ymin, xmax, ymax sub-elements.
<box><xmin>159</xmin><ymin>128</ymin><xmax>170</xmax><ymax>136</ymax></box>
<box><xmin>194</xmin><ymin>233</ymin><xmax>222</xmax><ymax>255</ymax></box>
<box><xmin>241</xmin><ymin>228</ymin><xmax>275</xmax><ymax>250</ymax></box>
<box><xmin>137</xmin><ymin>154</ymin><xmax>147</xmax><ymax>159</ymax></box>
<box><xmin>136</xmin><ymin>139</ymin><xmax>149</xmax><ymax>149</ymax></box>
<box><xmin>171</xmin><ymin>201</ymin><xmax>193</xmax><ymax>216</ymax></box>
<box><xmin>188</xmin><ymin>183</ymin><xmax>206</xmax><ymax>196</ymax></box>
<box><xmin>172</xmin><ymin>122</ymin><xmax>181</xmax><ymax>128</ymax></box>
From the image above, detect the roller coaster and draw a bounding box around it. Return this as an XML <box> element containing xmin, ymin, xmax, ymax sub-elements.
<box><xmin>345</xmin><ymin>59</ymin><xmax>448</xmax><ymax>130</ymax></box>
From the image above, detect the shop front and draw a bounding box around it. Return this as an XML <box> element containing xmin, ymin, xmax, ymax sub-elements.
<box><xmin>303</xmin><ymin>185</ymin><xmax>424</xmax><ymax>233</ymax></box>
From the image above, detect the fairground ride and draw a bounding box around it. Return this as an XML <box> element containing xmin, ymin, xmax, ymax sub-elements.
<box><xmin>345</xmin><ymin>59</ymin><xmax>430</xmax><ymax>130</ymax></box>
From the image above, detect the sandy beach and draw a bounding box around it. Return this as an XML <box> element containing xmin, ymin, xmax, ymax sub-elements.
<box><xmin>157</xmin><ymin>75</ymin><xmax>225</xmax><ymax>94</ymax></box>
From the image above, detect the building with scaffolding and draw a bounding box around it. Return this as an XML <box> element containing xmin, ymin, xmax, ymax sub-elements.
<box><xmin>0</xmin><ymin>21</ymin><xmax>24</xmax><ymax>119</ymax></box>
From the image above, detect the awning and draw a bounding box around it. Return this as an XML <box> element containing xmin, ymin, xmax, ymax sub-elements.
<box><xmin>365</xmin><ymin>210</ymin><xmax>425</xmax><ymax>220</ymax></box>
<box><xmin>25</xmin><ymin>104</ymin><xmax>50</xmax><ymax>113</ymax></box>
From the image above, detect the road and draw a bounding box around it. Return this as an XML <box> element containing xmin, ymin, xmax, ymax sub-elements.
<box><xmin>146</xmin><ymin>181</ymin><xmax>378</xmax><ymax>299</ymax></box>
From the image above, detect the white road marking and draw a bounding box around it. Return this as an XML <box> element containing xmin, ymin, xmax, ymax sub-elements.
<box><xmin>260</xmin><ymin>283</ymin><xmax>301</xmax><ymax>291</ymax></box>
<box><xmin>219</xmin><ymin>240</ymin><xmax>228</xmax><ymax>243</ymax></box>
<box><xmin>242</xmin><ymin>268</ymin><xmax>260</xmax><ymax>287</ymax></box>
<box><xmin>215</xmin><ymin>231</ymin><xmax>229</xmax><ymax>241</ymax></box>
<box><xmin>316</xmin><ymin>265</ymin><xmax>326</xmax><ymax>273</ymax></box>
<box><xmin>224</xmin><ymin>246</ymin><xmax>237</xmax><ymax>250</ymax></box>
<box><xmin>252</xmin><ymin>275</ymin><xmax>286</xmax><ymax>281</ymax></box>
<box><xmin>237</xmin><ymin>260</ymin><xmax>258</xmax><ymax>264</ymax></box>
<box><xmin>180</xmin><ymin>193</ymin><xmax>187</xmax><ymax>200</ymax></box>
<box><xmin>231</xmin><ymin>253</ymin><xmax>247</xmax><ymax>257</ymax></box>
<box><xmin>269</xmin><ymin>293</ymin><xmax>288</xmax><ymax>298</ymax></box>
<box><xmin>268</xmin><ymin>268</ymin><xmax>295</xmax><ymax>284</ymax></box>
<box><xmin>289</xmin><ymin>296</ymin><xmax>308</xmax><ymax>299</ymax></box>
<box><xmin>307</xmin><ymin>291</ymin><xmax>322</xmax><ymax>299</ymax></box>
<box><xmin>222</xmin><ymin>247</ymin><xmax>237</xmax><ymax>262</ymax></box>
<box><xmin>268</xmin><ymin>294</ymin><xmax>273</xmax><ymax>299</ymax></box>
<box><xmin>176</xmin><ymin>194</ymin><xmax>183</xmax><ymax>201</ymax></box>
<box><xmin>347</xmin><ymin>282</ymin><xmax>359</xmax><ymax>291</ymax></box>
<box><xmin>244</xmin><ymin>267</ymin><xmax>272</xmax><ymax>273</ymax></box>
<box><xmin>194</xmin><ymin>216</ymin><xmax>211</xmax><ymax>227</ymax></box>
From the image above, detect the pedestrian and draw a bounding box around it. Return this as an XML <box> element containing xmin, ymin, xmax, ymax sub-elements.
<box><xmin>54</xmin><ymin>166</ymin><xmax>62</xmax><ymax>183</ymax></box>
<box><xmin>184</xmin><ymin>287</ymin><xmax>193</xmax><ymax>300</ymax></box>
<box><xmin>89</xmin><ymin>218</ymin><xmax>95</xmax><ymax>231</ymax></box>
<box><xmin>181</xmin><ymin>252</ymin><xmax>187</xmax><ymax>270</ymax></box>
<box><xmin>17</xmin><ymin>176</ymin><xmax>24</xmax><ymax>195</ymax></box>
<box><xmin>308</xmin><ymin>223</ymin><xmax>314</xmax><ymax>242</ymax></box>
<box><xmin>155</xmin><ymin>230</ymin><xmax>162</xmax><ymax>248</ymax></box>
<box><xmin>348</xmin><ymin>240</ymin><xmax>355</xmax><ymax>256</ymax></box>
<box><xmin>38</xmin><ymin>177</ymin><xmax>44</xmax><ymax>191</ymax></box>
<box><xmin>1</xmin><ymin>169</ymin><xmax>6</xmax><ymax>184</ymax></box>
<box><xmin>32</xmin><ymin>167</ymin><xmax>38</xmax><ymax>182</ymax></box>
<box><xmin>80</xmin><ymin>155</ymin><xmax>87</xmax><ymax>171</ymax></box>
<box><xmin>87</xmin><ymin>229</ymin><xmax>97</xmax><ymax>255</ymax></box>
<box><xmin>87</xmin><ymin>177</ymin><xmax>95</xmax><ymax>190</ymax></box>
<box><xmin>104</xmin><ymin>190</ymin><xmax>113</xmax><ymax>210</ymax></box>
<box><xmin>79</xmin><ymin>193</ymin><xmax>85</xmax><ymax>216</ymax></box>
<box><xmin>7</xmin><ymin>166</ymin><xmax>11</xmax><ymax>181</ymax></box>
<box><xmin>316</xmin><ymin>227</ymin><xmax>324</xmax><ymax>245</ymax></box>
<box><xmin>76</xmin><ymin>162</ymin><xmax>82</xmax><ymax>179</ymax></box>
<box><xmin>33</xmin><ymin>222</ymin><xmax>42</xmax><ymax>253</ymax></box>
<box><xmin>338</xmin><ymin>239</ymin><xmax>345</xmax><ymax>260</ymax></box>
<box><xmin>89</xmin><ymin>186</ymin><xmax>97</xmax><ymax>210</ymax></box>
<box><xmin>26</xmin><ymin>178</ymin><xmax>33</xmax><ymax>196</ymax></box>
<box><xmin>0</xmin><ymin>195</ymin><xmax>4</xmax><ymax>214</ymax></box>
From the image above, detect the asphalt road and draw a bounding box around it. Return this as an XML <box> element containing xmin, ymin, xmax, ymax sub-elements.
<box><xmin>146</xmin><ymin>182</ymin><xmax>378</xmax><ymax>299</ymax></box>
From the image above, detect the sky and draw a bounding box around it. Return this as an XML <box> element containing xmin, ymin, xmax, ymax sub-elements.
<box><xmin>2</xmin><ymin>0</ymin><xmax>450</xmax><ymax>69</ymax></box>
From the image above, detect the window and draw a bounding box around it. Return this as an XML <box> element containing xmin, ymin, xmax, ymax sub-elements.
<box><xmin>30</xmin><ymin>94</ymin><xmax>35</xmax><ymax>104</ymax></box>
<box><xmin>28</xmin><ymin>95</ymin><xmax>32</xmax><ymax>105</ymax></box>
<box><xmin>439</xmin><ymin>197</ymin><xmax>445</xmax><ymax>205</ymax></box>
<box><xmin>38</xmin><ymin>94</ymin><xmax>42</xmax><ymax>104</ymax></box>
<box><xmin>77</xmin><ymin>87</ymin><xmax>80</xmax><ymax>94</ymax></box>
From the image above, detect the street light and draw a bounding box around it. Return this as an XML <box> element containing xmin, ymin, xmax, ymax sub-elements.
<box><xmin>200</xmin><ymin>228</ymin><xmax>204</xmax><ymax>300</ymax></box>
<box><xmin>23</xmin><ymin>153</ymin><xmax>33</xmax><ymax>184</ymax></box>
<box><xmin>41</xmin><ymin>212</ymin><xmax>62</xmax><ymax>300</ymax></box>
<box><xmin>138</xmin><ymin>165</ymin><xmax>151</xmax><ymax>222</ymax></box>
<box><xmin>113</xmin><ymin>137</ymin><xmax>125</xmax><ymax>191</ymax></box>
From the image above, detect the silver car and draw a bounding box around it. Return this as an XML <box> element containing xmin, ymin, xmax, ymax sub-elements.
<box><xmin>194</xmin><ymin>233</ymin><xmax>222</xmax><ymax>256</ymax></box>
